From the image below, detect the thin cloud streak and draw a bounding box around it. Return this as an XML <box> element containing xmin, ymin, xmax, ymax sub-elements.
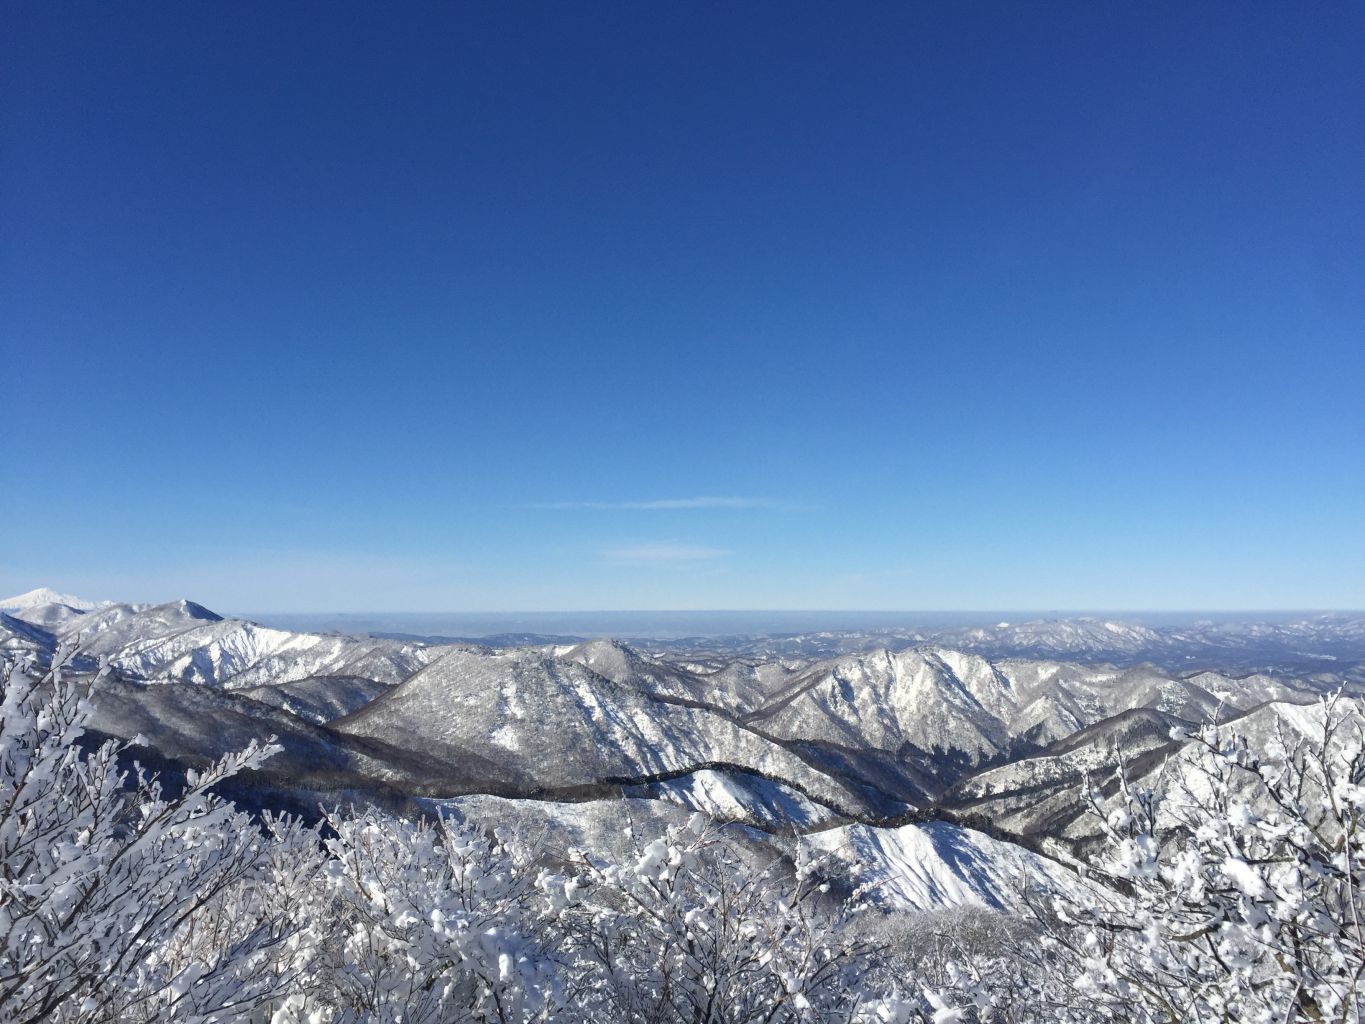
<box><xmin>605</xmin><ymin>543</ymin><xmax>732</xmax><ymax>563</ymax></box>
<box><xmin>529</xmin><ymin>497</ymin><xmax>778</xmax><ymax>511</ymax></box>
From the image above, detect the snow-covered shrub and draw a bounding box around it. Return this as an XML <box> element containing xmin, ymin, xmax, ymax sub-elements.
<box><xmin>307</xmin><ymin>808</ymin><xmax>570</xmax><ymax>1024</ymax></box>
<box><xmin>0</xmin><ymin>651</ymin><xmax>319</xmax><ymax>1024</ymax></box>
<box><xmin>870</xmin><ymin>905</ymin><xmax>1086</xmax><ymax>1023</ymax></box>
<box><xmin>560</xmin><ymin>811</ymin><xmax>902</xmax><ymax>1022</ymax></box>
<box><xmin>1004</xmin><ymin>694</ymin><xmax>1365</xmax><ymax>1024</ymax></box>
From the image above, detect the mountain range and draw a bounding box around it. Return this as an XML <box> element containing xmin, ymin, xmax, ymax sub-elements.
<box><xmin>4</xmin><ymin>587</ymin><xmax>1364</xmax><ymax>912</ymax></box>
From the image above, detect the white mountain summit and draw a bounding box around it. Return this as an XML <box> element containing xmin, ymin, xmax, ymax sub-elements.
<box><xmin>0</xmin><ymin>587</ymin><xmax>107</xmax><ymax>611</ymax></box>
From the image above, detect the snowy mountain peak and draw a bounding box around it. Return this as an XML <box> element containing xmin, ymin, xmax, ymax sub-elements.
<box><xmin>0</xmin><ymin>587</ymin><xmax>106</xmax><ymax>611</ymax></box>
<box><xmin>170</xmin><ymin>599</ymin><xmax>223</xmax><ymax>622</ymax></box>
<box><xmin>563</xmin><ymin>637</ymin><xmax>649</xmax><ymax>679</ymax></box>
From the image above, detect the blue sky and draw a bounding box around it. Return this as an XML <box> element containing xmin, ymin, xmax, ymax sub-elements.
<box><xmin>4</xmin><ymin>2</ymin><xmax>1363</xmax><ymax>612</ymax></box>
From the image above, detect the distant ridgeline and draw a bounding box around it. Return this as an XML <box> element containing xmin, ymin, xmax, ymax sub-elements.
<box><xmin>2</xmin><ymin>587</ymin><xmax>1363</xmax><ymax>890</ymax></box>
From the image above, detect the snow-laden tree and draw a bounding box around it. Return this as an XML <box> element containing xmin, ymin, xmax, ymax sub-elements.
<box><xmin>1069</xmin><ymin>694</ymin><xmax>1365</xmax><ymax>1022</ymax></box>
<box><xmin>559</xmin><ymin>810</ymin><xmax>915</xmax><ymax>1023</ymax></box>
<box><xmin>305</xmin><ymin>808</ymin><xmax>571</xmax><ymax>1024</ymax></box>
<box><xmin>870</xmin><ymin>904</ymin><xmax>1099</xmax><ymax>1024</ymax></box>
<box><xmin>0</xmin><ymin>651</ymin><xmax>321</xmax><ymax>1024</ymax></box>
<box><xmin>947</xmin><ymin>694</ymin><xmax>1365</xmax><ymax>1024</ymax></box>
<box><xmin>151</xmin><ymin>811</ymin><xmax>329</xmax><ymax>1024</ymax></box>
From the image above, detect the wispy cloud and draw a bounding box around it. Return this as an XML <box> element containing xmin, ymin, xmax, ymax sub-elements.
<box><xmin>529</xmin><ymin>496</ymin><xmax>777</xmax><ymax>511</ymax></box>
<box><xmin>605</xmin><ymin>543</ymin><xmax>732</xmax><ymax>563</ymax></box>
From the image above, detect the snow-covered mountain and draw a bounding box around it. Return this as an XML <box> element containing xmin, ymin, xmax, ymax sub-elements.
<box><xmin>939</xmin><ymin>690</ymin><xmax>1365</xmax><ymax>856</ymax></box>
<box><xmin>333</xmin><ymin>645</ymin><xmax>878</xmax><ymax>816</ymax></box>
<box><xmin>239</xmin><ymin>675</ymin><xmax>394</xmax><ymax>725</ymax></box>
<box><xmin>0</xmin><ymin>587</ymin><xmax>111</xmax><ymax>631</ymax></box>
<box><xmin>734</xmin><ymin>647</ymin><xmax>1318</xmax><ymax>801</ymax></box>
<box><xmin>79</xmin><ymin>678</ymin><xmax>447</xmax><ymax>795</ymax></box>
<box><xmin>943</xmin><ymin>706</ymin><xmax>1189</xmax><ymax>843</ymax></box>
<box><xmin>56</xmin><ymin>599</ymin><xmax>436</xmax><ymax>690</ymax></box>
<box><xmin>641</xmin><ymin>614</ymin><xmax>1365</xmax><ymax>679</ymax></box>
<box><xmin>9</xmin><ymin>590</ymin><xmax>1364</xmax><ymax>919</ymax></box>
<box><xmin>627</xmin><ymin>768</ymin><xmax>839</xmax><ymax>829</ymax></box>
<box><xmin>938</xmin><ymin>618</ymin><xmax>1167</xmax><ymax>660</ymax></box>
<box><xmin>0</xmin><ymin>587</ymin><xmax>107</xmax><ymax>611</ymax></box>
<box><xmin>748</xmin><ymin>647</ymin><xmax>1019</xmax><ymax>765</ymax></box>
<box><xmin>428</xmin><ymin>793</ymin><xmax>1074</xmax><ymax>913</ymax></box>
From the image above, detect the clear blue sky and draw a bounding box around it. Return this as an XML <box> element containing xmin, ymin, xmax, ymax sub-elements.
<box><xmin>4</xmin><ymin>3</ymin><xmax>1362</xmax><ymax>612</ymax></box>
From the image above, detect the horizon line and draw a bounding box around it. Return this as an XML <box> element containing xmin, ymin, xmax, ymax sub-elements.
<box><xmin>239</xmin><ymin>607</ymin><xmax>1365</xmax><ymax>616</ymax></box>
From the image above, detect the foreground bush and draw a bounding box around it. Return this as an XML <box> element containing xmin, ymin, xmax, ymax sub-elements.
<box><xmin>1041</xmin><ymin>697</ymin><xmax>1365</xmax><ymax>1024</ymax></box>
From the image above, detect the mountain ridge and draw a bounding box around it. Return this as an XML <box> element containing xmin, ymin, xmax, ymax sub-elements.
<box><xmin>6</xmin><ymin>589</ymin><xmax>1364</xmax><ymax>916</ymax></box>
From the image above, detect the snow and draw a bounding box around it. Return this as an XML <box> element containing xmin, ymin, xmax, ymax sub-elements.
<box><xmin>337</xmin><ymin>646</ymin><xmax>877</xmax><ymax>816</ymax></box>
<box><xmin>805</xmin><ymin>820</ymin><xmax>1078</xmax><ymax>912</ymax></box>
<box><xmin>0</xmin><ymin>587</ymin><xmax>107</xmax><ymax>611</ymax></box>
<box><xmin>10</xmin><ymin>590</ymin><xmax>1363</xmax><ymax>958</ymax></box>
<box><xmin>640</xmin><ymin>768</ymin><xmax>836</xmax><ymax>828</ymax></box>
<box><xmin>56</xmin><ymin>600</ymin><xmax>434</xmax><ymax>690</ymax></box>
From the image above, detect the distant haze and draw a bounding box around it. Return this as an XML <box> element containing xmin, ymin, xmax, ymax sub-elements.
<box><xmin>248</xmin><ymin>609</ymin><xmax>1357</xmax><ymax>641</ymax></box>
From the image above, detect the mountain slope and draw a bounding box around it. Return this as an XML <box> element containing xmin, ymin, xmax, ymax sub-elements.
<box><xmin>802</xmin><ymin>819</ymin><xmax>1078</xmax><ymax>912</ymax></box>
<box><xmin>430</xmin><ymin>793</ymin><xmax>1072</xmax><ymax>913</ymax></box>
<box><xmin>0</xmin><ymin>612</ymin><xmax>58</xmax><ymax>664</ymax></box>
<box><xmin>334</xmin><ymin>646</ymin><xmax>878</xmax><ymax>816</ymax></box>
<box><xmin>746</xmin><ymin>648</ymin><xmax>1015</xmax><ymax>769</ymax></box>
<box><xmin>738</xmin><ymin>646</ymin><xmax>1321</xmax><ymax>801</ymax></box>
<box><xmin>59</xmin><ymin>600</ymin><xmax>435</xmax><ymax>690</ymax></box>
<box><xmin>240</xmin><ymin>675</ymin><xmax>394</xmax><ymax>724</ymax></box>
<box><xmin>77</xmin><ymin>674</ymin><xmax>528</xmax><ymax>806</ymax></box>
<box><xmin>943</xmin><ymin>706</ymin><xmax>1190</xmax><ymax>839</ymax></box>
<box><xmin>626</xmin><ymin>767</ymin><xmax>837</xmax><ymax>829</ymax></box>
